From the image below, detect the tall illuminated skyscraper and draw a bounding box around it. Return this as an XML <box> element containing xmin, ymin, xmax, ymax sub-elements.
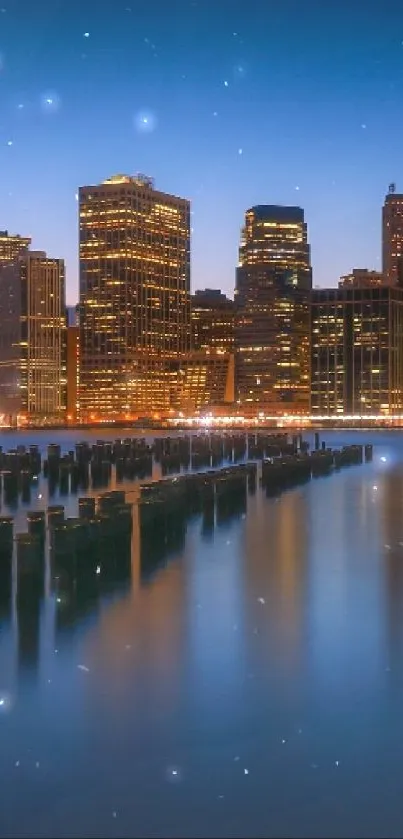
<box><xmin>235</xmin><ymin>205</ymin><xmax>312</xmax><ymax>415</ymax></box>
<box><xmin>0</xmin><ymin>230</ymin><xmax>31</xmax><ymax>266</ymax></box>
<box><xmin>79</xmin><ymin>173</ymin><xmax>190</xmax><ymax>420</ymax></box>
<box><xmin>382</xmin><ymin>186</ymin><xmax>403</xmax><ymax>285</ymax></box>
<box><xmin>0</xmin><ymin>251</ymin><xmax>66</xmax><ymax>422</ymax></box>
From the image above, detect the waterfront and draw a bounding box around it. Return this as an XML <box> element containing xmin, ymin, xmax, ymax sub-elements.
<box><xmin>1</xmin><ymin>430</ymin><xmax>403</xmax><ymax>837</ymax></box>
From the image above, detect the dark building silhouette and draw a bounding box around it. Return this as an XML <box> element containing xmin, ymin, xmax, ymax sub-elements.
<box><xmin>383</xmin><ymin>187</ymin><xmax>403</xmax><ymax>286</ymax></box>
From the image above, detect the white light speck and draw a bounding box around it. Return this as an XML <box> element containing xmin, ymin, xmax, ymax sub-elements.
<box><xmin>75</xmin><ymin>193</ymin><xmax>79</xmax><ymax>202</ymax></box>
<box><xmin>54</xmin><ymin>649</ymin><xmax>58</xmax><ymax>654</ymax></box>
<box><xmin>373</xmin><ymin>485</ymin><xmax>378</xmax><ymax>491</ymax></box>
<box><xmin>7</xmin><ymin>140</ymin><xmax>12</xmax><ymax>146</ymax></box>
<box><xmin>224</xmin><ymin>80</ymin><xmax>229</xmax><ymax>87</ymax></box>
<box><xmin>257</xmin><ymin>597</ymin><xmax>265</xmax><ymax>605</ymax></box>
<box><xmin>96</xmin><ymin>565</ymin><xmax>101</xmax><ymax>575</ymax></box>
<box><xmin>166</xmin><ymin>765</ymin><xmax>182</xmax><ymax>783</ymax></box>
<box><xmin>226</xmin><ymin>540</ymin><xmax>231</xmax><ymax>545</ymax></box>
<box><xmin>335</xmin><ymin>760</ymin><xmax>339</xmax><ymax>767</ymax></box>
<box><xmin>0</xmin><ymin>699</ymin><xmax>4</xmax><ymax>706</ymax></box>
<box><xmin>56</xmin><ymin>597</ymin><xmax>61</xmax><ymax>604</ymax></box>
<box><xmin>380</xmin><ymin>456</ymin><xmax>387</xmax><ymax>462</ymax></box>
<box><xmin>295</xmin><ymin>185</ymin><xmax>300</xmax><ymax>190</ymax></box>
<box><xmin>281</xmin><ymin>739</ymin><xmax>286</xmax><ymax>744</ymax></box>
<box><xmin>15</xmin><ymin>760</ymin><xmax>19</xmax><ymax>767</ymax></box>
<box><xmin>77</xmin><ymin>664</ymin><xmax>90</xmax><ymax>672</ymax></box>
<box><xmin>234</xmin><ymin>755</ymin><xmax>240</xmax><ymax>761</ymax></box>
<box><xmin>238</xmin><ymin>148</ymin><xmax>243</xmax><ymax>155</ymax></box>
<box><xmin>385</xmin><ymin>544</ymin><xmax>391</xmax><ymax>550</ymax></box>
<box><xmin>38</xmin><ymin>494</ymin><xmax>42</xmax><ymax>499</ymax></box>
<box><xmin>134</xmin><ymin>110</ymin><xmax>157</xmax><ymax>133</ymax></box>
<box><xmin>361</xmin><ymin>123</ymin><xmax>367</xmax><ymax>129</ymax></box>
<box><xmin>112</xmin><ymin>812</ymin><xmax>117</xmax><ymax>819</ymax></box>
<box><xmin>35</xmin><ymin>761</ymin><xmax>40</xmax><ymax>768</ymax></box>
<box><xmin>17</xmin><ymin>103</ymin><xmax>24</xmax><ymax>110</ymax></box>
<box><xmin>41</xmin><ymin>92</ymin><xmax>60</xmax><ymax>113</ymax></box>
<box><xmin>84</xmin><ymin>32</ymin><xmax>90</xmax><ymax>38</ymax></box>
<box><xmin>244</xmin><ymin>768</ymin><xmax>249</xmax><ymax>775</ymax></box>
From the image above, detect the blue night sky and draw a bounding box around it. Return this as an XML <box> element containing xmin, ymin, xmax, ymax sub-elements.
<box><xmin>1</xmin><ymin>0</ymin><xmax>403</xmax><ymax>303</ymax></box>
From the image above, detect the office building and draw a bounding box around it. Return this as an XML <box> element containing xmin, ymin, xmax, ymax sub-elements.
<box><xmin>339</xmin><ymin>268</ymin><xmax>384</xmax><ymax>288</ymax></box>
<box><xmin>311</xmin><ymin>285</ymin><xmax>403</xmax><ymax>416</ymax></box>
<box><xmin>79</xmin><ymin>173</ymin><xmax>190</xmax><ymax>420</ymax></box>
<box><xmin>382</xmin><ymin>186</ymin><xmax>403</xmax><ymax>285</ymax></box>
<box><xmin>191</xmin><ymin>289</ymin><xmax>234</xmax><ymax>354</ymax></box>
<box><xmin>235</xmin><ymin>205</ymin><xmax>312</xmax><ymax>415</ymax></box>
<box><xmin>66</xmin><ymin>324</ymin><xmax>79</xmax><ymax>423</ymax></box>
<box><xmin>176</xmin><ymin>351</ymin><xmax>234</xmax><ymax>414</ymax></box>
<box><xmin>0</xmin><ymin>251</ymin><xmax>66</xmax><ymax>422</ymax></box>
<box><xmin>0</xmin><ymin>230</ymin><xmax>31</xmax><ymax>266</ymax></box>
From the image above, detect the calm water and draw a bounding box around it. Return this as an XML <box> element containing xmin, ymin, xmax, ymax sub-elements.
<box><xmin>1</xmin><ymin>429</ymin><xmax>403</xmax><ymax>838</ymax></box>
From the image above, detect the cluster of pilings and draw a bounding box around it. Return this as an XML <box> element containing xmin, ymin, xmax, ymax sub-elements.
<box><xmin>0</xmin><ymin>445</ymin><xmax>41</xmax><ymax>505</ymax></box>
<box><xmin>0</xmin><ymin>490</ymin><xmax>134</xmax><ymax>615</ymax></box>
<box><xmin>262</xmin><ymin>443</ymin><xmax>372</xmax><ymax>494</ymax></box>
<box><xmin>138</xmin><ymin>463</ymin><xmax>257</xmax><ymax>574</ymax></box>
<box><xmin>42</xmin><ymin>438</ymin><xmax>154</xmax><ymax>494</ymax></box>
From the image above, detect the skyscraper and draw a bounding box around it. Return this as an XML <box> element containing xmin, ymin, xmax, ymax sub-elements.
<box><xmin>191</xmin><ymin>289</ymin><xmax>234</xmax><ymax>354</ymax></box>
<box><xmin>235</xmin><ymin>205</ymin><xmax>312</xmax><ymax>415</ymax></box>
<box><xmin>0</xmin><ymin>230</ymin><xmax>31</xmax><ymax>266</ymax></box>
<box><xmin>79</xmin><ymin>173</ymin><xmax>190</xmax><ymax>420</ymax></box>
<box><xmin>0</xmin><ymin>251</ymin><xmax>66</xmax><ymax>422</ymax></box>
<box><xmin>382</xmin><ymin>186</ymin><xmax>403</xmax><ymax>285</ymax></box>
<box><xmin>311</xmin><ymin>285</ymin><xmax>403</xmax><ymax>415</ymax></box>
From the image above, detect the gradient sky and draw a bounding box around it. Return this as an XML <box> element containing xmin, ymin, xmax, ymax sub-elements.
<box><xmin>1</xmin><ymin>0</ymin><xmax>403</xmax><ymax>302</ymax></box>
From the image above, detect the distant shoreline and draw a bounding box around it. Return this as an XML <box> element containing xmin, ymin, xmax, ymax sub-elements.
<box><xmin>1</xmin><ymin>422</ymin><xmax>402</xmax><ymax>434</ymax></box>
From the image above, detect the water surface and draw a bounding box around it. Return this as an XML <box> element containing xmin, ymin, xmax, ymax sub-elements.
<box><xmin>0</xmin><ymin>429</ymin><xmax>402</xmax><ymax>838</ymax></box>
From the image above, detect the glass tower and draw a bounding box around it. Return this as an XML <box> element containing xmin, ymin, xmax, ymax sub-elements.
<box><xmin>235</xmin><ymin>205</ymin><xmax>312</xmax><ymax>415</ymax></box>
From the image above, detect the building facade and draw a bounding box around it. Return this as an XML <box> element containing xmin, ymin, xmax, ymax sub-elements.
<box><xmin>235</xmin><ymin>205</ymin><xmax>312</xmax><ymax>415</ymax></box>
<box><xmin>191</xmin><ymin>289</ymin><xmax>234</xmax><ymax>354</ymax></box>
<box><xmin>79</xmin><ymin>173</ymin><xmax>190</xmax><ymax>420</ymax></box>
<box><xmin>0</xmin><ymin>230</ymin><xmax>31</xmax><ymax>266</ymax></box>
<box><xmin>0</xmin><ymin>251</ymin><xmax>66</xmax><ymax>422</ymax></box>
<box><xmin>175</xmin><ymin>352</ymin><xmax>234</xmax><ymax>415</ymax></box>
<box><xmin>311</xmin><ymin>285</ymin><xmax>403</xmax><ymax>416</ymax></box>
<box><xmin>382</xmin><ymin>187</ymin><xmax>403</xmax><ymax>285</ymax></box>
<box><xmin>339</xmin><ymin>268</ymin><xmax>384</xmax><ymax>288</ymax></box>
<box><xmin>66</xmin><ymin>325</ymin><xmax>79</xmax><ymax>423</ymax></box>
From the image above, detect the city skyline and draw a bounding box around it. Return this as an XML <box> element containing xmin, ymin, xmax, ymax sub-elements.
<box><xmin>2</xmin><ymin>0</ymin><xmax>403</xmax><ymax>303</ymax></box>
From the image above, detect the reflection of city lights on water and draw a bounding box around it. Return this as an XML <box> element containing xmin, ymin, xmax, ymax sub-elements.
<box><xmin>0</xmin><ymin>693</ymin><xmax>13</xmax><ymax>712</ymax></box>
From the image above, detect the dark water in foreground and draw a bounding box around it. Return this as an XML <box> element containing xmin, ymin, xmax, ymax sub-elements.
<box><xmin>1</xmin><ymin>429</ymin><xmax>403</xmax><ymax>837</ymax></box>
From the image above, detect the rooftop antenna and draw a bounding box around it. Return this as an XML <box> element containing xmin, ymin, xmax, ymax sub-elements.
<box><xmin>389</xmin><ymin>182</ymin><xmax>396</xmax><ymax>194</ymax></box>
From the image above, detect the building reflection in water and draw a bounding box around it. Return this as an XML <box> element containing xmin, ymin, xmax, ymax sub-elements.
<box><xmin>243</xmin><ymin>487</ymin><xmax>309</xmax><ymax>679</ymax></box>
<box><xmin>379</xmin><ymin>463</ymin><xmax>403</xmax><ymax>686</ymax></box>
<box><xmin>307</xmin><ymin>467</ymin><xmax>384</xmax><ymax>703</ymax></box>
